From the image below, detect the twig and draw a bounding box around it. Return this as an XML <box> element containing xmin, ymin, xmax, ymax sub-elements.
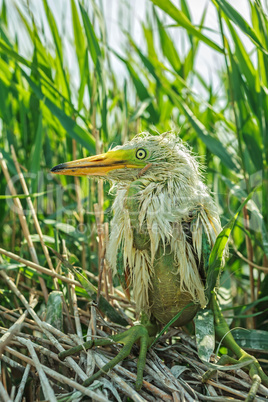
<box><xmin>4</xmin><ymin>346</ymin><xmax>107</xmax><ymax>402</ymax></box>
<box><xmin>94</xmin><ymin>353</ymin><xmax>146</xmax><ymax>402</ymax></box>
<box><xmin>0</xmin><ymin>247</ymin><xmax>82</xmax><ymax>287</ymax></box>
<box><xmin>232</xmin><ymin>243</ymin><xmax>268</xmax><ymax>273</ymax></box>
<box><xmin>21</xmin><ymin>338</ymin><xmax>57</xmax><ymax>402</ymax></box>
<box><xmin>0</xmin><ymin>298</ymin><xmax>38</xmax><ymax>356</ymax></box>
<box><xmin>0</xmin><ymin>152</ymin><xmax>48</xmax><ymax>301</ymax></box>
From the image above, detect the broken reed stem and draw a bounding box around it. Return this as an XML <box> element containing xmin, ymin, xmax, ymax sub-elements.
<box><xmin>0</xmin><ymin>152</ymin><xmax>49</xmax><ymax>302</ymax></box>
<box><xmin>243</xmin><ymin>206</ymin><xmax>255</xmax><ymax>328</ymax></box>
<box><xmin>10</xmin><ymin>145</ymin><xmax>58</xmax><ymax>289</ymax></box>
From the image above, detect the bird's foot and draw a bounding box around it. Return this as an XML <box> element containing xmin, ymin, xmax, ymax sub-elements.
<box><xmin>59</xmin><ymin>324</ymin><xmax>155</xmax><ymax>390</ymax></box>
<box><xmin>202</xmin><ymin>351</ymin><xmax>268</xmax><ymax>401</ymax></box>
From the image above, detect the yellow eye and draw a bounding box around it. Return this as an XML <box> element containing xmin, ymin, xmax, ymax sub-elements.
<box><xmin>136</xmin><ymin>148</ymin><xmax>147</xmax><ymax>160</ymax></box>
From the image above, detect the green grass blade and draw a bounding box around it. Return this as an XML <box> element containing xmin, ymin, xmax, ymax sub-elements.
<box><xmin>22</xmin><ymin>71</ymin><xmax>95</xmax><ymax>153</ymax></box>
<box><xmin>213</xmin><ymin>0</ymin><xmax>268</xmax><ymax>54</ymax></box>
<box><xmin>71</xmin><ymin>0</ymin><xmax>86</xmax><ymax>75</ymax></box>
<box><xmin>79</xmin><ymin>3</ymin><xmax>101</xmax><ymax>73</ymax></box>
<box><xmin>30</xmin><ymin>112</ymin><xmax>43</xmax><ymax>194</ymax></box>
<box><xmin>151</xmin><ymin>0</ymin><xmax>223</xmax><ymax>53</ymax></box>
<box><xmin>42</xmin><ymin>0</ymin><xmax>71</xmax><ymax>100</ymax></box>
<box><xmin>154</xmin><ymin>11</ymin><xmax>181</xmax><ymax>73</ymax></box>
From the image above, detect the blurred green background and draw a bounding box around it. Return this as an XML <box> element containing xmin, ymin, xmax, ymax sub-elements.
<box><xmin>0</xmin><ymin>0</ymin><xmax>268</xmax><ymax>350</ymax></box>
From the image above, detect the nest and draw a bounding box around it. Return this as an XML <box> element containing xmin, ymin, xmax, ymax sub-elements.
<box><xmin>1</xmin><ymin>281</ymin><xmax>268</xmax><ymax>401</ymax></box>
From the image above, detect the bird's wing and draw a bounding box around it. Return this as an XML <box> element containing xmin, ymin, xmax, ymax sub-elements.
<box><xmin>188</xmin><ymin>207</ymin><xmax>218</xmax><ymax>281</ymax></box>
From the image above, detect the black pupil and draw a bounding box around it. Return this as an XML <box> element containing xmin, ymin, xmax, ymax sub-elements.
<box><xmin>137</xmin><ymin>149</ymin><xmax>146</xmax><ymax>159</ymax></box>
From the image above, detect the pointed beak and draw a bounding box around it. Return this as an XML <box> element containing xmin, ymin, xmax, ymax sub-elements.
<box><xmin>50</xmin><ymin>150</ymin><xmax>142</xmax><ymax>177</ymax></box>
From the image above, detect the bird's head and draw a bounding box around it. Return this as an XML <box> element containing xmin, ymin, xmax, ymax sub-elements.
<box><xmin>51</xmin><ymin>132</ymin><xmax>200</xmax><ymax>185</ymax></box>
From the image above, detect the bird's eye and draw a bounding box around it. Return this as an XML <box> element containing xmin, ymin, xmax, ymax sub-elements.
<box><xmin>136</xmin><ymin>148</ymin><xmax>147</xmax><ymax>160</ymax></box>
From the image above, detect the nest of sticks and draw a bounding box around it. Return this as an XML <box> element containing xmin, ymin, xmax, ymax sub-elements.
<box><xmin>1</xmin><ymin>287</ymin><xmax>268</xmax><ymax>402</ymax></box>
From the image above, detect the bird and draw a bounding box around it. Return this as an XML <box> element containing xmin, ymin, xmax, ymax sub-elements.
<box><xmin>51</xmin><ymin>132</ymin><xmax>268</xmax><ymax>393</ymax></box>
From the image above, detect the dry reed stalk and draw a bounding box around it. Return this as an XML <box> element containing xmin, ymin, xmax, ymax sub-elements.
<box><xmin>94</xmin><ymin>353</ymin><xmax>146</xmax><ymax>402</ymax></box>
<box><xmin>0</xmin><ymin>152</ymin><xmax>48</xmax><ymax>301</ymax></box>
<box><xmin>10</xmin><ymin>146</ymin><xmax>57</xmax><ymax>287</ymax></box>
<box><xmin>243</xmin><ymin>206</ymin><xmax>256</xmax><ymax>329</ymax></box>
<box><xmin>4</xmin><ymin>346</ymin><xmax>107</xmax><ymax>401</ymax></box>
<box><xmin>20</xmin><ymin>338</ymin><xmax>57</xmax><ymax>402</ymax></box>
<box><xmin>0</xmin><ymin>380</ymin><xmax>12</xmax><ymax>402</ymax></box>
<box><xmin>0</xmin><ymin>247</ymin><xmax>81</xmax><ymax>287</ymax></box>
<box><xmin>72</xmin><ymin>139</ymin><xmax>86</xmax><ymax>270</ymax></box>
<box><xmin>105</xmin><ymin>222</ymin><xmax>114</xmax><ymax>300</ymax></box>
<box><xmin>0</xmin><ymin>298</ymin><xmax>38</xmax><ymax>356</ymax></box>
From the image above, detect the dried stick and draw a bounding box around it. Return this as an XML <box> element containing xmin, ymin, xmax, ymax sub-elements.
<box><xmin>0</xmin><ymin>380</ymin><xmax>12</xmax><ymax>402</ymax></box>
<box><xmin>5</xmin><ymin>346</ymin><xmax>107</xmax><ymax>402</ymax></box>
<box><xmin>0</xmin><ymin>248</ymin><xmax>81</xmax><ymax>287</ymax></box>
<box><xmin>0</xmin><ymin>298</ymin><xmax>38</xmax><ymax>356</ymax></box>
<box><xmin>94</xmin><ymin>353</ymin><xmax>146</xmax><ymax>402</ymax></box>
<box><xmin>0</xmin><ymin>152</ymin><xmax>48</xmax><ymax>301</ymax></box>
<box><xmin>21</xmin><ymin>339</ymin><xmax>57</xmax><ymax>402</ymax></box>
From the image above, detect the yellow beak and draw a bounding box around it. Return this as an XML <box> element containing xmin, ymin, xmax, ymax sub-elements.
<box><xmin>50</xmin><ymin>150</ymin><xmax>144</xmax><ymax>177</ymax></box>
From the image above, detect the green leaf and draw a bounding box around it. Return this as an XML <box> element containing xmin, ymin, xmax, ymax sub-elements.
<box><xmin>161</xmin><ymin>82</ymin><xmax>239</xmax><ymax>172</ymax></box>
<box><xmin>150</xmin><ymin>0</ymin><xmax>223</xmax><ymax>53</ymax></box>
<box><xmin>46</xmin><ymin>291</ymin><xmax>63</xmax><ymax>331</ymax></box>
<box><xmin>79</xmin><ymin>3</ymin><xmax>101</xmax><ymax>72</ymax></box>
<box><xmin>205</xmin><ymin>189</ymin><xmax>258</xmax><ymax>300</ymax></box>
<box><xmin>213</xmin><ymin>0</ymin><xmax>268</xmax><ymax>54</ymax></box>
<box><xmin>30</xmin><ymin>112</ymin><xmax>43</xmax><ymax>194</ymax></box>
<box><xmin>154</xmin><ymin>12</ymin><xmax>181</xmax><ymax>73</ymax></box>
<box><xmin>194</xmin><ymin>308</ymin><xmax>215</xmax><ymax>362</ymax></box>
<box><xmin>114</xmin><ymin>51</ymin><xmax>159</xmax><ymax>123</ymax></box>
<box><xmin>21</xmin><ymin>71</ymin><xmax>95</xmax><ymax>153</ymax></box>
<box><xmin>232</xmin><ymin>329</ymin><xmax>268</xmax><ymax>352</ymax></box>
<box><xmin>71</xmin><ymin>0</ymin><xmax>86</xmax><ymax>75</ymax></box>
<box><xmin>42</xmin><ymin>0</ymin><xmax>71</xmax><ymax>100</ymax></box>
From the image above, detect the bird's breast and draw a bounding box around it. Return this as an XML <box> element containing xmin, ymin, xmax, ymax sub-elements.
<box><xmin>149</xmin><ymin>244</ymin><xmax>200</xmax><ymax>327</ymax></box>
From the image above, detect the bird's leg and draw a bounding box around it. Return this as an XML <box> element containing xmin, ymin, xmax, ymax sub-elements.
<box><xmin>204</xmin><ymin>291</ymin><xmax>268</xmax><ymax>399</ymax></box>
<box><xmin>58</xmin><ymin>319</ymin><xmax>159</xmax><ymax>390</ymax></box>
<box><xmin>58</xmin><ymin>181</ymin><xmax>159</xmax><ymax>390</ymax></box>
